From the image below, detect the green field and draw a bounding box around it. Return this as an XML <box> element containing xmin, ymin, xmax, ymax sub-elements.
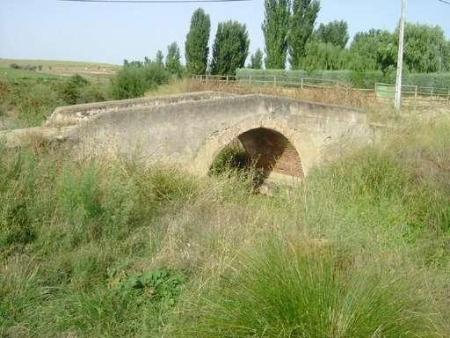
<box><xmin>0</xmin><ymin>114</ymin><xmax>449</xmax><ymax>337</ymax></box>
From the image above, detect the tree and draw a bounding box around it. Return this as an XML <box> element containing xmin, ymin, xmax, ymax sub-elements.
<box><xmin>402</xmin><ymin>23</ymin><xmax>450</xmax><ymax>73</ymax></box>
<box><xmin>210</xmin><ymin>21</ymin><xmax>250</xmax><ymax>76</ymax></box>
<box><xmin>302</xmin><ymin>41</ymin><xmax>349</xmax><ymax>72</ymax></box>
<box><xmin>315</xmin><ymin>20</ymin><xmax>349</xmax><ymax>49</ymax></box>
<box><xmin>155</xmin><ymin>50</ymin><xmax>164</xmax><ymax>68</ymax></box>
<box><xmin>262</xmin><ymin>0</ymin><xmax>291</xmax><ymax>69</ymax></box>
<box><xmin>249</xmin><ymin>49</ymin><xmax>264</xmax><ymax>69</ymax></box>
<box><xmin>349</xmin><ymin>29</ymin><xmax>396</xmax><ymax>73</ymax></box>
<box><xmin>185</xmin><ymin>8</ymin><xmax>211</xmax><ymax>75</ymax></box>
<box><xmin>289</xmin><ymin>0</ymin><xmax>320</xmax><ymax>69</ymax></box>
<box><xmin>166</xmin><ymin>42</ymin><xmax>183</xmax><ymax>77</ymax></box>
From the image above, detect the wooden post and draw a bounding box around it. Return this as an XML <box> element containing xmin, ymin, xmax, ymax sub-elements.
<box><xmin>394</xmin><ymin>0</ymin><xmax>407</xmax><ymax>111</ymax></box>
<box><xmin>414</xmin><ymin>85</ymin><xmax>418</xmax><ymax>111</ymax></box>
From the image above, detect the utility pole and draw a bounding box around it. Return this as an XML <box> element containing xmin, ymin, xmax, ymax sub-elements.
<box><xmin>394</xmin><ymin>0</ymin><xmax>407</xmax><ymax>111</ymax></box>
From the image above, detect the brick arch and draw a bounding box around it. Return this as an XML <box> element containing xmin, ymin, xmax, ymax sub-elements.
<box><xmin>236</xmin><ymin>127</ymin><xmax>304</xmax><ymax>178</ymax></box>
<box><xmin>192</xmin><ymin>117</ymin><xmax>316</xmax><ymax>180</ymax></box>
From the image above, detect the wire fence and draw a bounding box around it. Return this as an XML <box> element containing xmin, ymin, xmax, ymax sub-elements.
<box><xmin>192</xmin><ymin>74</ymin><xmax>450</xmax><ymax>106</ymax></box>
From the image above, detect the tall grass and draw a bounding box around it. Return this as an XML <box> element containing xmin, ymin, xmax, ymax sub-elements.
<box><xmin>0</xmin><ymin>74</ymin><xmax>109</xmax><ymax>128</ymax></box>
<box><xmin>0</xmin><ymin>115</ymin><xmax>449</xmax><ymax>337</ymax></box>
<box><xmin>173</xmin><ymin>239</ymin><xmax>442</xmax><ymax>337</ymax></box>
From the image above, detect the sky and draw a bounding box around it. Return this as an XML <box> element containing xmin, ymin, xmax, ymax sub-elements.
<box><xmin>1</xmin><ymin>0</ymin><xmax>449</xmax><ymax>65</ymax></box>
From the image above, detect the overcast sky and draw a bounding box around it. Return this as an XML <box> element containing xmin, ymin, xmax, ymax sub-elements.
<box><xmin>1</xmin><ymin>0</ymin><xmax>449</xmax><ymax>65</ymax></box>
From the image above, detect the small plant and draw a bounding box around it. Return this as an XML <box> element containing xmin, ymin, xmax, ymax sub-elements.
<box><xmin>209</xmin><ymin>143</ymin><xmax>251</xmax><ymax>176</ymax></box>
<box><xmin>118</xmin><ymin>269</ymin><xmax>185</xmax><ymax>305</ymax></box>
<box><xmin>209</xmin><ymin>142</ymin><xmax>266</xmax><ymax>189</ymax></box>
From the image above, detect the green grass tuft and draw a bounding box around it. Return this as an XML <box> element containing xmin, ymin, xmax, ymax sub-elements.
<box><xmin>173</xmin><ymin>239</ymin><xmax>441</xmax><ymax>337</ymax></box>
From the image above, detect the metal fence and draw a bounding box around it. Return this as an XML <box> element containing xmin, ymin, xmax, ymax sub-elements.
<box><xmin>375</xmin><ymin>83</ymin><xmax>450</xmax><ymax>101</ymax></box>
<box><xmin>192</xmin><ymin>75</ymin><xmax>450</xmax><ymax>104</ymax></box>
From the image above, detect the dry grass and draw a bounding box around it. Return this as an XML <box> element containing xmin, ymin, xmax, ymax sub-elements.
<box><xmin>186</xmin><ymin>79</ymin><xmax>378</xmax><ymax>108</ymax></box>
<box><xmin>185</xmin><ymin>79</ymin><xmax>450</xmax><ymax>117</ymax></box>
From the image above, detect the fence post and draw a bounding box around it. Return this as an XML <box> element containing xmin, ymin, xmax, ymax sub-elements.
<box><xmin>414</xmin><ymin>86</ymin><xmax>418</xmax><ymax>112</ymax></box>
<box><xmin>273</xmin><ymin>75</ymin><xmax>277</xmax><ymax>87</ymax></box>
<box><xmin>226</xmin><ymin>75</ymin><xmax>229</xmax><ymax>83</ymax></box>
<box><xmin>249</xmin><ymin>75</ymin><xmax>252</xmax><ymax>85</ymax></box>
<box><xmin>300</xmin><ymin>77</ymin><xmax>304</xmax><ymax>90</ymax></box>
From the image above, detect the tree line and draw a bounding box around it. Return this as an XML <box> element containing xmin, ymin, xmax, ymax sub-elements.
<box><xmin>181</xmin><ymin>0</ymin><xmax>450</xmax><ymax>75</ymax></box>
<box><xmin>114</xmin><ymin>0</ymin><xmax>450</xmax><ymax>98</ymax></box>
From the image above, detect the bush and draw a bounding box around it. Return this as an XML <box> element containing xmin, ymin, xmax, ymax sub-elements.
<box><xmin>174</xmin><ymin>239</ymin><xmax>442</xmax><ymax>338</ymax></box>
<box><xmin>77</xmin><ymin>84</ymin><xmax>107</xmax><ymax>104</ymax></box>
<box><xmin>111</xmin><ymin>62</ymin><xmax>169</xmax><ymax>99</ymax></box>
<box><xmin>59</xmin><ymin>74</ymin><xmax>89</xmax><ymax>105</ymax></box>
<box><xmin>14</xmin><ymin>82</ymin><xmax>60</xmax><ymax>126</ymax></box>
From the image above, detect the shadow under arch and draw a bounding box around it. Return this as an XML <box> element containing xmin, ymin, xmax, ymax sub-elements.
<box><xmin>210</xmin><ymin>127</ymin><xmax>304</xmax><ymax>182</ymax></box>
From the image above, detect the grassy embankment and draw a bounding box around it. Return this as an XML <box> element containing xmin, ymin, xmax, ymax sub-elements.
<box><xmin>1</xmin><ymin>114</ymin><xmax>449</xmax><ymax>337</ymax></box>
<box><xmin>0</xmin><ymin>59</ymin><xmax>118</xmax><ymax>130</ymax></box>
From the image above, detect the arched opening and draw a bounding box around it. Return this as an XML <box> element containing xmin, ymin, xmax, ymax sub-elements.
<box><xmin>209</xmin><ymin>128</ymin><xmax>304</xmax><ymax>185</ymax></box>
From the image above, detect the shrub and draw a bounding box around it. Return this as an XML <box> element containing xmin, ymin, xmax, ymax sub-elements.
<box><xmin>111</xmin><ymin>62</ymin><xmax>169</xmax><ymax>99</ymax></box>
<box><xmin>13</xmin><ymin>82</ymin><xmax>60</xmax><ymax>126</ymax></box>
<box><xmin>209</xmin><ymin>143</ymin><xmax>251</xmax><ymax>176</ymax></box>
<box><xmin>209</xmin><ymin>142</ymin><xmax>266</xmax><ymax>189</ymax></box>
<box><xmin>59</xmin><ymin>74</ymin><xmax>89</xmax><ymax>105</ymax></box>
<box><xmin>77</xmin><ymin>84</ymin><xmax>107</xmax><ymax>103</ymax></box>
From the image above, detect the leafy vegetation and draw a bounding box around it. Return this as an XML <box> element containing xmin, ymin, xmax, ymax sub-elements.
<box><xmin>289</xmin><ymin>0</ymin><xmax>321</xmax><ymax>69</ymax></box>
<box><xmin>185</xmin><ymin>8</ymin><xmax>211</xmax><ymax>75</ymax></box>
<box><xmin>1</xmin><ymin>115</ymin><xmax>449</xmax><ymax>337</ymax></box>
<box><xmin>0</xmin><ymin>71</ymin><xmax>110</xmax><ymax>128</ymax></box>
<box><xmin>165</xmin><ymin>42</ymin><xmax>184</xmax><ymax>78</ymax></box>
<box><xmin>249</xmin><ymin>48</ymin><xmax>264</xmax><ymax>69</ymax></box>
<box><xmin>210</xmin><ymin>20</ymin><xmax>250</xmax><ymax>76</ymax></box>
<box><xmin>315</xmin><ymin>20</ymin><xmax>350</xmax><ymax>49</ymax></box>
<box><xmin>111</xmin><ymin>61</ymin><xmax>169</xmax><ymax>99</ymax></box>
<box><xmin>262</xmin><ymin>0</ymin><xmax>291</xmax><ymax>69</ymax></box>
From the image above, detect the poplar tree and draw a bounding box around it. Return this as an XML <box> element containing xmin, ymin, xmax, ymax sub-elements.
<box><xmin>262</xmin><ymin>0</ymin><xmax>291</xmax><ymax>69</ymax></box>
<box><xmin>289</xmin><ymin>0</ymin><xmax>320</xmax><ymax>69</ymax></box>
<box><xmin>185</xmin><ymin>8</ymin><xmax>211</xmax><ymax>75</ymax></box>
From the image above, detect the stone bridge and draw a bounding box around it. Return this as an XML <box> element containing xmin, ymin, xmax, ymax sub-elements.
<box><xmin>1</xmin><ymin>92</ymin><xmax>373</xmax><ymax>182</ymax></box>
